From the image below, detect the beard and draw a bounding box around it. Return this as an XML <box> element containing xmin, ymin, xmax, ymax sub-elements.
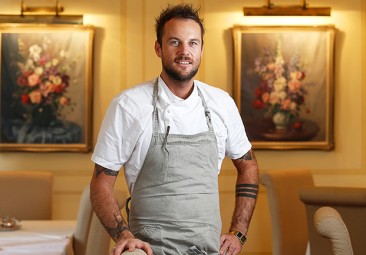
<box><xmin>162</xmin><ymin>59</ymin><xmax>199</xmax><ymax>82</ymax></box>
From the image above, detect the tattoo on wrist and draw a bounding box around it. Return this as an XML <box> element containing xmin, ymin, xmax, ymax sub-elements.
<box><xmin>95</xmin><ymin>164</ymin><xmax>119</xmax><ymax>178</ymax></box>
<box><xmin>106</xmin><ymin>214</ymin><xmax>129</xmax><ymax>241</ymax></box>
<box><xmin>236</xmin><ymin>184</ymin><xmax>258</xmax><ymax>199</ymax></box>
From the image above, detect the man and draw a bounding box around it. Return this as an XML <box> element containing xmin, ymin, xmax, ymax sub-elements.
<box><xmin>90</xmin><ymin>4</ymin><xmax>258</xmax><ymax>255</ymax></box>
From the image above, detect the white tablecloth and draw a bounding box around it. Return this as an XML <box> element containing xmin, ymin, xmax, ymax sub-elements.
<box><xmin>0</xmin><ymin>220</ymin><xmax>76</xmax><ymax>255</ymax></box>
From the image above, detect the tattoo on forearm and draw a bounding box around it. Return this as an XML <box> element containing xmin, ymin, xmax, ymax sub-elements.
<box><xmin>95</xmin><ymin>165</ymin><xmax>119</xmax><ymax>178</ymax></box>
<box><xmin>239</xmin><ymin>150</ymin><xmax>253</xmax><ymax>161</ymax></box>
<box><xmin>236</xmin><ymin>183</ymin><xmax>258</xmax><ymax>199</ymax></box>
<box><xmin>105</xmin><ymin>214</ymin><xmax>129</xmax><ymax>241</ymax></box>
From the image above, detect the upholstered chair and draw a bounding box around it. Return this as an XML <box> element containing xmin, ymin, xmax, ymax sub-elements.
<box><xmin>300</xmin><ymin>187</ymin><xmax>366</xmax><ymax>255</ymax></box>
<box><xmin>260</xmin><ymin>169</ymin><xmax>314</xmax><ymax>255</ymax></box>
<box><xmin>122</xmin><ymin>249</ymin><xmax>147</xmax><ymax>255</ymax></box>
<box><xmin>314</xmin><ymin>206</ymin><xmax>353</xmax><ymax>255</ymax></box>
<box><xmin>0</xmin><ymin>170</ymin><xmax>53</xmax><ymax>220</ymax></box>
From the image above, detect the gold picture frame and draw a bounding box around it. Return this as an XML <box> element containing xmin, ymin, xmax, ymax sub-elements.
<box><xmin>232</xmin><ymin>25</ymin><xmax>336</xmax><ymax>150</ymax></box>
<box><xmin>0</xmin><ymin>24</ymin><xmax>94</xmax><ymax>152</ymax></box>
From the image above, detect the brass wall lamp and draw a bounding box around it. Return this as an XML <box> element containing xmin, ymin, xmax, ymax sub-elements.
<box><xmin>0</xmin><ymin>0</ymin><xmax>83</xmax><ymax>24</ymax></box>
<box><xmin>20</xmin><ymin>0</ymin><xmax>64</xmax><ymax>16</ymax></box>
<box><xmin>244</xmin><ymin>0</ymin><xmax>331</xmax><ymax>16</ymax></box>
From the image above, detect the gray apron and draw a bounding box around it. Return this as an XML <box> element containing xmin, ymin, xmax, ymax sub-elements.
<box><xmin>129</xmin><ymin>80</ymin><xmax>221</xmax><ymax>255</ymax></box>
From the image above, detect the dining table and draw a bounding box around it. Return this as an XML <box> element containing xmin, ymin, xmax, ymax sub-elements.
<box><xmin>0</xmin><ymin>220</ymin><xmax>76</xmax><ymax>255</ymax></box>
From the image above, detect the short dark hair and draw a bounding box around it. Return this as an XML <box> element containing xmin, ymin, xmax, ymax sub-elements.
<box><xmin>155</xmin><ymin>4</ymin><xmax>205</xmax><ymax>46</ymax></box>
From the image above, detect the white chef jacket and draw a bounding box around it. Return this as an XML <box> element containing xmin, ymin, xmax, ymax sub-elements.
<box><xmin>92</xmin><ymin>77</ymin><xmax>252</xmax><ymax>193</ymax></box>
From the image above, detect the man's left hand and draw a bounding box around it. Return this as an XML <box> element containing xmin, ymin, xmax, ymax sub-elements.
<box><xmin>219</xmin><ymin>233</ymin><xmax>242</xmax><ymax>255</ymax></box>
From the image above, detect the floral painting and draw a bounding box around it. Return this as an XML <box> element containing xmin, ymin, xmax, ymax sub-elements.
<box><xmin>232</xmin><ymin>26</ymin><xmax>335</xmax><ymax>150</ymax></box>
<box><xmin>0</xmin><ymin>24</ymin><xmax>94</xmax><ymax>152</ymax></box>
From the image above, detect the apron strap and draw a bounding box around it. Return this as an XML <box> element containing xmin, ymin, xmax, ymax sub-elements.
<box><xmin>197</xmin><ymin>86</ymin><xmax>214</xmax><ymax>132</ymax></box>
<box><xmin>152</xmin><ymin>79</ymin><xmax>159</xmax><ymax>135</ymax></box>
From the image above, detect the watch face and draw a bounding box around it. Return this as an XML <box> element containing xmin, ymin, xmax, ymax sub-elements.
<box><xmin>237</xmin><ymin>233</ymin><xmax>245</xmax><ymax>241</ymax></box>
<box><xmin>230</xmin><ymin>230</ymin><xmax>246</xmax><ymax>244</ymax></box>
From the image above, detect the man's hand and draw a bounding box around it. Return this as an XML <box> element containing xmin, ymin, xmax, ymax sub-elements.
<box><xmin>220</xmin><ymin>233</ymin><xmax>242</xmax><ymax>255</ymax></box>
<box><xmin>111</xmin><ymin>234</ymin><xmax>153</xmax><ymax>255</ymax></box>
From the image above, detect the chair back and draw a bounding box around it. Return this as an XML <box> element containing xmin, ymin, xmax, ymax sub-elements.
<box><xmin>300</xmin><ymin>187</ymin><xmax>366</xmax><ymax>255</ymax></box>
<box><xmin>0</xmin><ymin>170</ymin><xmax>53</xmax><ymax>220</ymax></box>
<box><xmin>73</xmin><ymin>185</ymin><xmax>94</xmax><ymax>255</ymax></box>
<box><xmin>314</xmin><ymin>206</ymin><xmax>353</xmax><ymax>255</ymax></box>
<box><xmin>73</xmin><ymin>185</ymin><xmax>126</xmax><ymax>255</ymax></box>
<box><xmin>260</xmin><ymin>169</ymin><xmax>314</xmax><ymax>255</ymax></box>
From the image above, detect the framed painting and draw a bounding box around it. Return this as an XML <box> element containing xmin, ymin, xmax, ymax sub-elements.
<box><xmin>0</xmin><ymin>24</ymin><xmax>94</xmax><ymax>152</ymax></box>
<box><xmin>232</xmin><ymin>25</ymin><xmax>336</xmax><ymax>150</ymax></box>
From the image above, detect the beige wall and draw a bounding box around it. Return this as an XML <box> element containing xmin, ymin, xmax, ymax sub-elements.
<box><xmin>1</xmin><ymin>0</ymin><xmax>365</xmax><ymax>254</ymax></box>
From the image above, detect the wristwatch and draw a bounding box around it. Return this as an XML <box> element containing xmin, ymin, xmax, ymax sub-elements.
<box><xmin>229</xmin><ymin>230</ymin><xmax>247</xmax><ymax>245</ymax></box>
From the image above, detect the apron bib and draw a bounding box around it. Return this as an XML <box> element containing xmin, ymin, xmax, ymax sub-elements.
<box><xmin>129</xmin><ymin>80</ymin><xmax>221</xmax><ymax>255</ymax></box>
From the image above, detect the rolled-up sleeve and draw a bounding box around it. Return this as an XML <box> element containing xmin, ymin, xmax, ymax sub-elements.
<box><xmin>224</xmin><ymin>97</ymin><xmax>252</xmax><ymax>160</ymax></box>
<box><xmin>91</xmin><ymin>96</ymin><xmax>143</xmax><ymax>171</ymax></box>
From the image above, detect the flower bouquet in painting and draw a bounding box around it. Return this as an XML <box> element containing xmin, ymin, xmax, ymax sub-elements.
<box><xmin>14</xmin><ymin>37</ymin><xmax>74</xmax><ymax>127</ymax></box>
<box><xmin>245</xmin><ymin>37</ymin><xmax>321</xmax><ymax>142</ymax></box>
<box><xmin>252</xmin><ymin>39</ymin><xmax>309</xmax><ymax>132</ymax></box>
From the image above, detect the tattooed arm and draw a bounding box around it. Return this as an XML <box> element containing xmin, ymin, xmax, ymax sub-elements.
<box><xmin>220</xmin><ymin>149</ymin><xmax>259</xmax><ymax>255</ymax></box>
<box><xmin>230</xmin><ymin>149</ymin><xmax>259</xmax><ymax>234</ymax></box>
<box><xmin>90</xmin><ymin>164</ymin><xmax>153</xmax><ymax>255</ymax></box>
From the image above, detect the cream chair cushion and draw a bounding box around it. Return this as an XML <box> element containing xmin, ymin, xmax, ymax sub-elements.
<box><xmin>314</xmin><ymin>206</ymin><xmax>353</xmax><ymax>255</ymax></box>
<box><xmin>122</xmin><ymin>249</ymin><xmax>147</xmax><ymax>255</ymax></box>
